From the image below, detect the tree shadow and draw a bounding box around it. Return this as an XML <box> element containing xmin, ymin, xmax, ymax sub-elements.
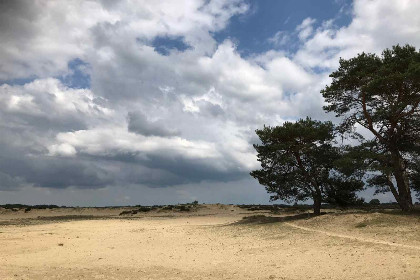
<box><xmin>0</xmin><ymin>215</ymin><xmax>145</xmax><ymax>226</ymax></box>
<box><xmin>233</xmin><ymin>213</ymin><xmax>325</xmax><ymax>225</ymax></box>
<box><xmin>373</xmin><ymin>208</ymin><xmax>420</xmax><ymax>217</ymax></box>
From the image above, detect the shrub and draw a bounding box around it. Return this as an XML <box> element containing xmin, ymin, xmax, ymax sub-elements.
<box><xmin>369</xmin><ymin>199</ymin><xmax>381</xmax><ymax>205</ymax></box>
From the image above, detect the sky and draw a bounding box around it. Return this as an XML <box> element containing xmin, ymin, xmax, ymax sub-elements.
<box><xmin>0</xmin><ymin>0</ymin><xmax>419</xmax><ymax>206</ymax></box>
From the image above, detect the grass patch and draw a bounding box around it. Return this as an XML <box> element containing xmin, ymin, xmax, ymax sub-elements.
<box><xmin>355</xmin><ymin>222</ymin><xmax>368</xmax><ymax>228</ymax></box>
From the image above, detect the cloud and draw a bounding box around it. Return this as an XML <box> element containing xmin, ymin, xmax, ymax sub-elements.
<box><xmin>0</xmin><ymin>0</ymin><xmax>419</xmax><ymax>205</ymax></box>
<box><xmin>294</xmin><ymin>0</ymin><xmax>420</xmax><ymax>70</ymax></box>
<box><xmin>296</xmin><ymin>17</ymin><xmax>316</xmax><ymax>41</ymax></box>
<box><xmin>127</xmin><ymin>111</ymin><xmax>180</xmax><ymax>137</ymax></box>
<box><xmin>0</xmin><ymin>78</ymin><xmax>112</xmax><ymax>132</ymax></box>
<box><xmin>0</xmin><ymin>0</ymin><xmax>118</xmax><ymax>80</ymax></box>
<box><xmin>0</xmin><ymin>172</ymin><xmax>25</xmax><ymax>191</ymax></box>
<box><xmin>48</xmin><ymin>143</ymin><xmax>77</xmax><ymax>157</ymax></box>
<box><xmin>0</xmin><ymin>0</ymin><xmax>248</xmax><ymax>80</ymax></box>
<box><xmin>268</xmin><ymin>31</ymin><xmax>291</xmax><ymax>47</ymax></box>
<box><xmin>54</xmin><ymin>127</ymin><xmax>221</xmax><ymax>160</ymax></box>
<box><xmin>0</xmin><ymin>142</ymin><xmax>115</xmax><ymax>190</ymax></box>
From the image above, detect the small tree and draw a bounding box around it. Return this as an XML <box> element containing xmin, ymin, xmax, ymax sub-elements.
<box><xmin>250</xmin><ymin>118</ymin><xmax>363</xmax><ymax>215</ymax></box>
<box><xmin>321</xmin><ymin>45</ymin><xmax>420</xmax><ymax>211</ymax></box>
<box><xmin>369</xmin><ymin>199</ymin><xmax>381</xmax><ymax>205</ymax></box>
<box><xmin>323</xmin><ymin>176</ymin><xmax>365</xmax><ymax>207</ymax></box>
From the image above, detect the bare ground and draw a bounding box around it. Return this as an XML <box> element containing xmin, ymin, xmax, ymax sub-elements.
<box><xmin>0</xmin><ymin>204</ymin><xmax>419</xmax><ymax>280</ymax></box>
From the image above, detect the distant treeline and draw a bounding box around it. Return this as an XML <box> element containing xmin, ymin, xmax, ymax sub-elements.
<box><xmin>0</xmin><ymin>201</ymin><xmax>201</xmax><ymax>212</ymax></box>
<box><xmin>237</xmin><ymin>202</ymin><xmax>415</xmax><ymax>212</ymax></box>
<box><xmin>0</xmin><ymin>204</ymin><xmax>62</xmax><ymax>209</ymax></box>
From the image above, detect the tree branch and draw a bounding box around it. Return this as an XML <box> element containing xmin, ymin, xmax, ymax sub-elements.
<box><xmin>397</xmin><ymin>100</ymin><xmax>420</xmax><ymax>119</ymax></box>
<box><xmin>386</xmin><ymin>173</ymin><xmax>401</xmax><ymax>205</ymax></box>
<box><xmin>361</xmin><ymin>91</ymin><xmax>386</xmax><ymax>143</ymax></box>
<box><xmin>293</xmin><ymin>152</ymin><xmax>319</xmax><ymax>193</ymax></box>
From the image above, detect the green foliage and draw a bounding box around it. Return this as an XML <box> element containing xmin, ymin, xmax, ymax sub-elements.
<box><xmin>408</xmin><ymin>158</ymin><xmax>420</xmax><ymax>198</ymax></box>
<box><xmin>177</xmin><ymin>205</ymin><xmax>190</xmax><ymax>212</ymax></box>
<box><xmin>323</xmin><ymin>176</ymin><xmax>365</xmax><ymax>207</ymax></box>
<box><xmin>369</xmin><ymin>199</ymin><xmax>381</xmax><ymax>205</ymax></box>
<box><xmin>322</xmin><ymin>45</ymin><xmax>419</xmax><ymax>144</ymax></box>
<box><xmin>321</xmin><ymin>44</ymin><xmax>420</xmax><ymax>211</ymax></box>
<box><xmin>0</xmin><ymin>204</ymin><xmax>60</xmax><ymax>210</ymax></box>
<box><xmin>250</xmin><ymin>117</ymin><xmax>363</xmax><ymax>213</ymax></box>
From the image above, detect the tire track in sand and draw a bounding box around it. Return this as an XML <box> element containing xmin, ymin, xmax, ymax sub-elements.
<box><xmin>284</xmin><ymin>222</ymin><xmax>420</xmax><ymax>250</ymax></box>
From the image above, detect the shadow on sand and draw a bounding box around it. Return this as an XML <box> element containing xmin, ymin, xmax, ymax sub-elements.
<box><xmin>233</xmin><ymin>207</ymin><xmax>420</xmax><ymax>226</ymax></box>
<box><xmin>233</xmin><ymin>213</ymin><xmax>325</xmax><ymax>225</ymax></box>
<box><xmin>0</xmin><ymin>215</ymin><xmax>144</xmax><ymax>226</ymax></box>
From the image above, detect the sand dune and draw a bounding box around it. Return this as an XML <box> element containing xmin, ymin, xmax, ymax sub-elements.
<box><xmin>1</xmin><ymin>205</ymin><xmax>419</xmax><ymax>279</ymax></box>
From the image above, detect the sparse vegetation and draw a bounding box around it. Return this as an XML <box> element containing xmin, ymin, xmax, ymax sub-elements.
<box><xmin>355</xmin><ymin>222</ymin><xmax>368</xmax><ymax>228</ymax></box>
<box><xmin>117</xmin><ymin>203</ymin><xmax>198</xmax><ymax>215</ymax></box>
<box><xmin>0</xmin><ymin>204</ymin><xmax>61</xmax><ymax>210</ymax></box>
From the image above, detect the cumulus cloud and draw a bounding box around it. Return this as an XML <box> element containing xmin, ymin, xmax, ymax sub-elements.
<box><xmin>0</xmin><ymin>0</ymin><xmax>118</xmax><ymax>80</ymax></box>
<box><xmin>0</xmin><ymin>0</ymin><xmax>248</xmax><ymax>80</ymax></box>
<box><xmin>294</xmin><ymin>0</ymin><xmax>420</xmax><ymax>70</ymax></box>
<box><xmin>0</xmin><ymin>78</ymin><xmax>113</xmax><ymax>132</ymax></box>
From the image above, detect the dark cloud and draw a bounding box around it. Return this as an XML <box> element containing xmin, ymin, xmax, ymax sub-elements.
<box><xmin>139</xmin><ymin>154</ymin><xmax>246</xmax><ymax>185</ymax></box>
<box><xmin>0</xmin><ymin>0</ymin><xmax>40</xmax><ymax>40</ymax></box>
<box><xmin>0</xmin><ymin>139</ymin><xmax>244</xmax><ymax>190</ymax></box>
<box><xmin>0</xmin><ymin>109</ymin><xmax>87</xmax><ymax>133</ymax></box>
<box><xmin>28</xmin><ymin>160</ymin><xmax>113</xmax><ymax>189</ymax></box>
<box><xmin>196</xmin><ymin>100</ymin><xmax>225</xmax><ymax>118</ymax></box>
<box><xmin>0</xmin><ymin>171</ymin><xmax>24</xmax><ymax>190</ymax></box>
<box><xmin>127</xmin><ymin>112</ymin><xmax>180</xmax><ymax>137</ymax></box>
<box><xmin>0</xmin><ymin>141</ymin><xmax>114</xmax><ymax>190</ymax></box>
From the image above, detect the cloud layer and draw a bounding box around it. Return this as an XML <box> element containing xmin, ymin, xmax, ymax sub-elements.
<box><xmin>0</xmin><ymin>0</ymin><xmax>419</xmax><ymax>204</ymax></box>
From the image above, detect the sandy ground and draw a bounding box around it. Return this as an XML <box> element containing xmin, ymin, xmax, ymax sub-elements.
<box><xmin>0</xmin><ymin>205</ymin><xmax>419</xmax><ymax>280</ymax></box>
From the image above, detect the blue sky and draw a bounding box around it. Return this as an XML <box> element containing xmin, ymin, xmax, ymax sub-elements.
<box><xmin>214</xmin><ymin>0</ymin><xmax>353</xmax><ymax>55</ymax></box>
<box><xmin>0</xmin><ymin>0</ymin><xmax>419</xmax><ymax>206</ymax></box>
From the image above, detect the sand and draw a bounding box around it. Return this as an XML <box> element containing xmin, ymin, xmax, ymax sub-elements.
<box><xmin>0</xmin><ymin>204</ymin><xmax>419</xmax><ymax>279</ymax></box>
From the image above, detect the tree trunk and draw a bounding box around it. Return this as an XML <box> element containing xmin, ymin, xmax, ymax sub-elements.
<box><xmin>313</xmin><ymin>195</ymin><xmax>322</xmax><ymax>215</ymax></box>
<box><xmin>391</xmin><ymin>151</ymin><xmax>413</xmax><ymax>212</ymax></box>
<box><xmin>394</xmin><ymin>172</ymin><xmax>413</xmax><ymax>212</ymax></box>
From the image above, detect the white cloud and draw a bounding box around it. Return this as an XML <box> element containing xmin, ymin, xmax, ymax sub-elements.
<box><xmin>48</xmin><ymin>143</ymin><xmax>77</xmax><ymax>157</ymax></box>
<box><xmin>268</xmin><ymin>31</ymin><xmax>291</xmax><ymax>47</ymax></box>
<box><xmin>296</xmin><ymin>17</ymin><xmax>316</xmax><ymax>41</ymax></box>
<box><xmin>294</xmin><ymin>0</ymin><xmax>420</xmax><ymax>69</ymax></box>
<box><xmin>0</xmin><ymin>1</ymin><xmax>118</xmax><ymax>80</ymax></box>
<box><xmin>0</xmin><ymin>0</ymin><xmax>248</xmax><ymax>80</ymax></box>
<box><xmin>265</xmin><ymin>57</ymin><xmax>314</xmax><ymax>92</ymax></box>
<box><xmin>55</xmin><ymin>127</ymin><xmax>221</xmax><ymax>160</ymax></box>
<box><xmin>0</xmin><ymin>79</ymin><xmax>113</xmax><ymax>123</ymax></box>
